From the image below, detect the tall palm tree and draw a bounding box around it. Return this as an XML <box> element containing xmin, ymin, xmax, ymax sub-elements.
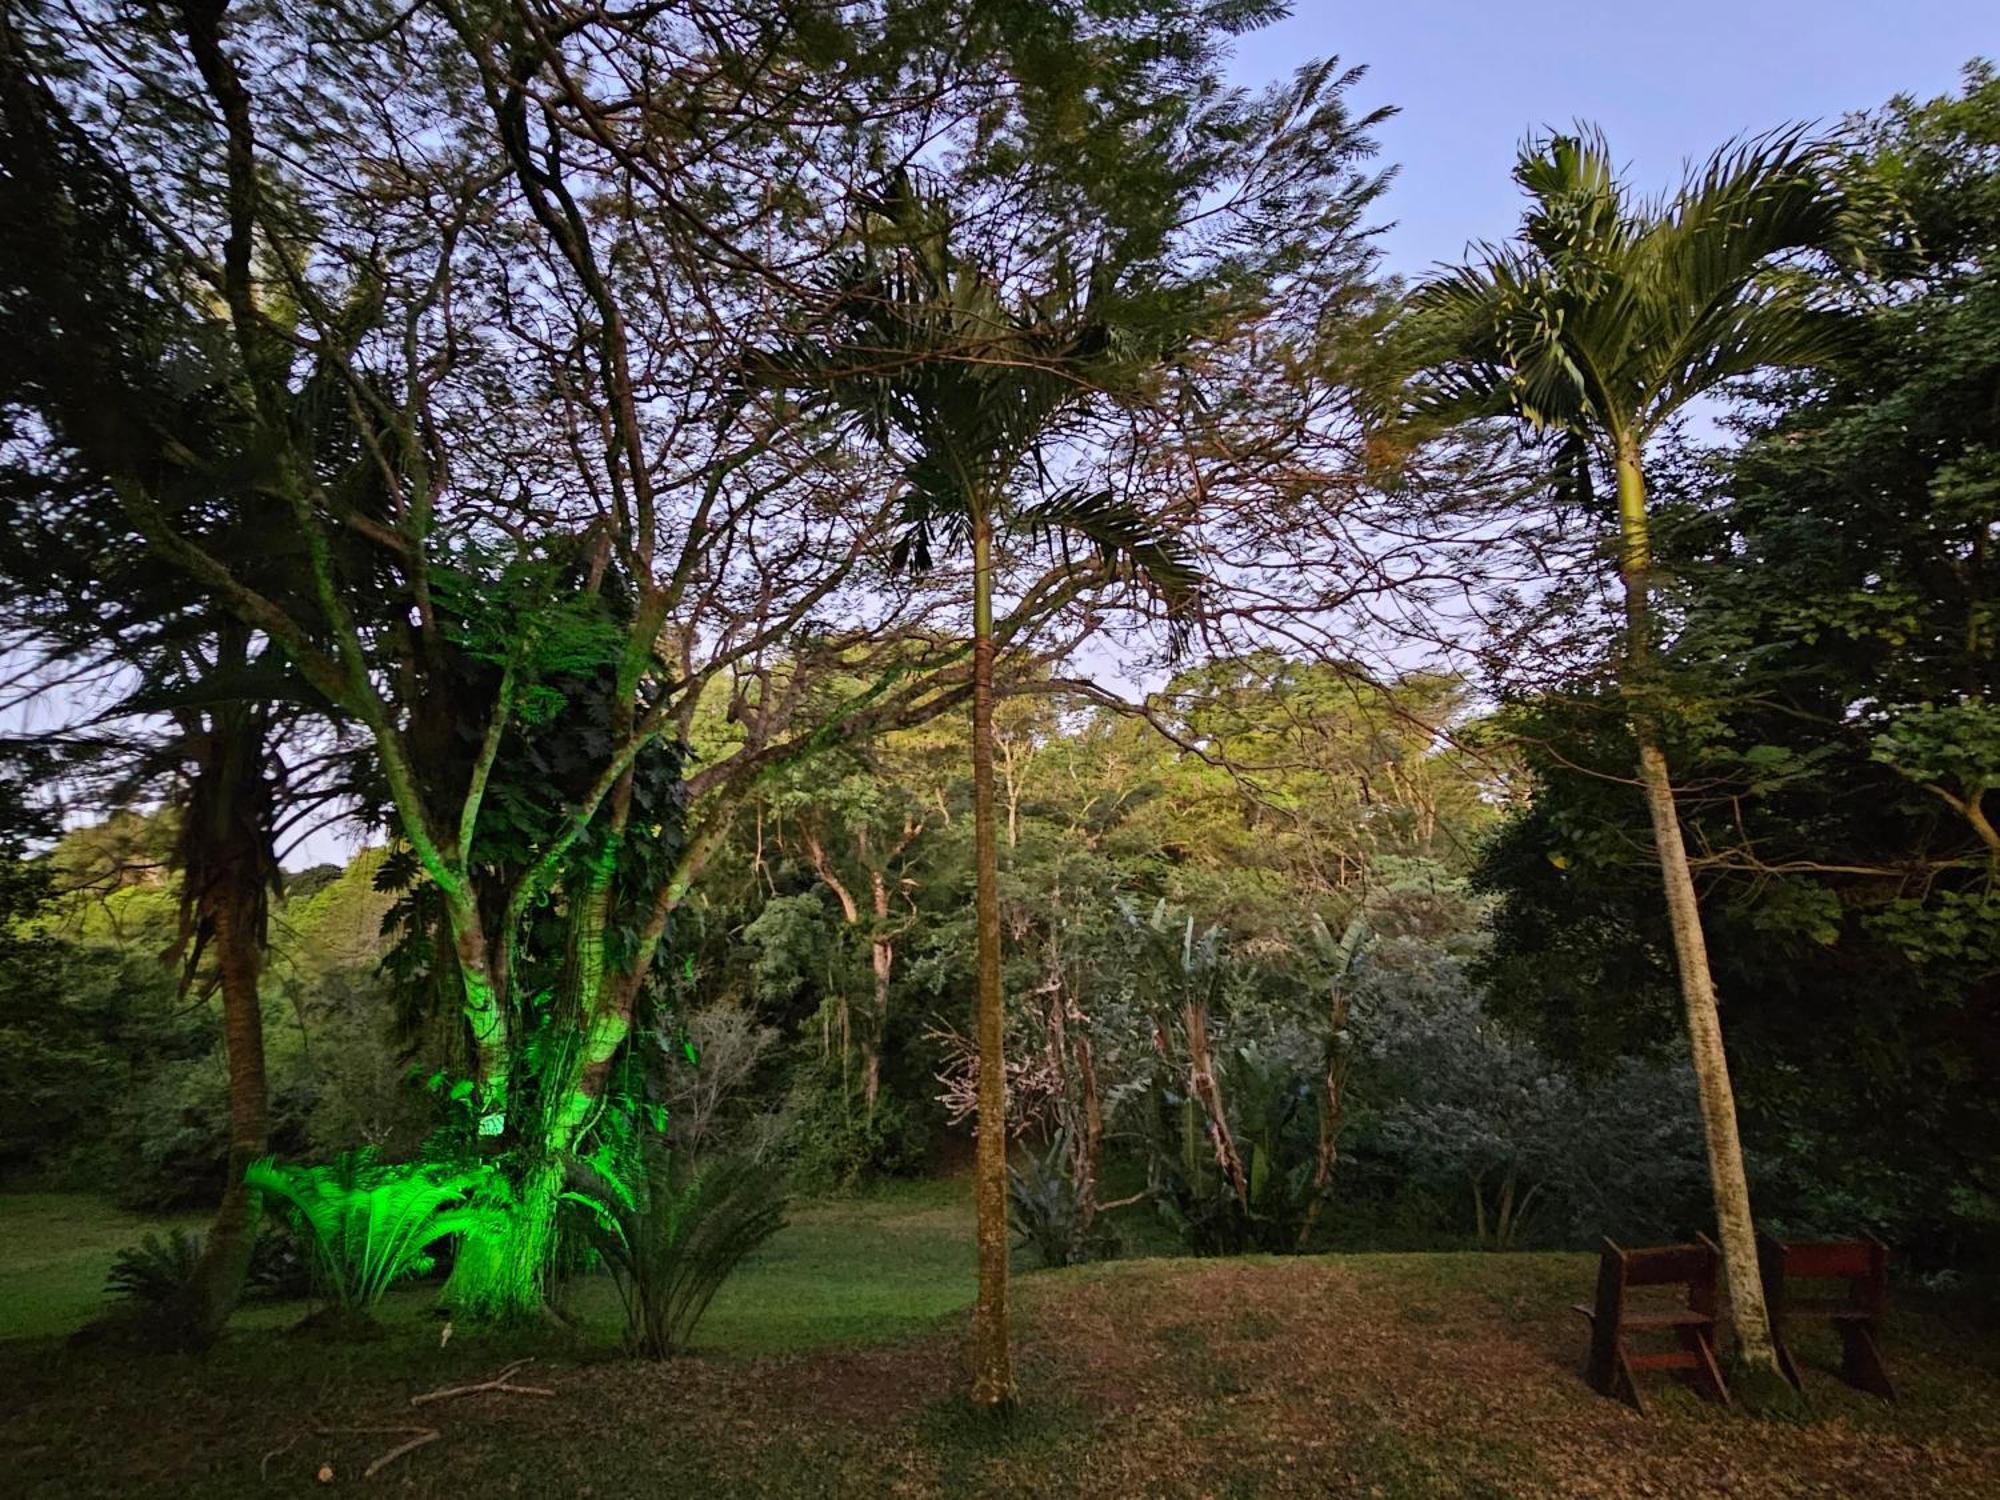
<box><xmin>754</xmin><ymin>176</ymin><xmax>1202</xmax><ymax>1408</ymax></box>
<box><xmin>1402</xmin><ymin>129</ymin><xmax>1855</xmax><ymax>1374</ymax></box>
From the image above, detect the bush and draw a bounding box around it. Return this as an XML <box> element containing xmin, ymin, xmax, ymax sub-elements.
<box><xmin>104</xmin><ymin>1228</ymin><xmax>204</xmax><ymax>1308</ymax></box>
<box><xmin>577</xmin><ymin>1145</ymin><xmax>788</xmax><ymax>1357</ymax></box>
<box><xmin>1009</xmin><ymin>1132</ymin><xmax>1119</xmax><ymax>1268</ymax></box>
<box><xmin>246</xmin><ymin>1149</ymin><xmax>501</xmax><ymax>1318</ymax></box>
<box><xmin>245</xmin><ymin>1222</ymin><xmax>312</xmax><ymax>1301</ymax></box>
<box><xmin>780</xmin><ymin>1077</ymin><xmax>928</xmax><ymax>1191</ymax></box>
<box><xmin>1146</xmin><ymin>1040</ymin><xmax>1326</xmax><ymax>1256</ymax></box>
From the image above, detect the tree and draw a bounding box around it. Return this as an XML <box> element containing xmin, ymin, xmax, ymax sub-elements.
<box><xmin>0</xmin><ymin>0</ymin><xmax>1224</xmax><ymax>1321</ymax></box>
<box><xmin>1475</xmin><ymin>68</ymin><xmax>2000</xmax><ymax>1264</ymax></box>
<box><xmin>746</xmin><ymin>12</ymin><xmax>1390</xmax><ymax>1395</ymax></box>
<box><xmin>753</xmin><ymin>180</ymin><xmax>1205</xmax><ymax>1408</ymax></box>
<box><xmin>6</xmin><ymin>0</ymin><xmax>1393</xmax><ymax>1332</ymax></box>
<box><xmin>0</xmin><ymin>12</ymin><xmax>339</xmax><ymax>1343</ymax></box>
<box><xmin>1400</xmin><ymin>129</ymin><xmax>1857</xmax><ymax>1372</ymax></box>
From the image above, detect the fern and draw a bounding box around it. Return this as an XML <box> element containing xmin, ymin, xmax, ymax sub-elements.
<box><xmin>246</xmin><ymin>1149</ymin><xmax>503</xmax><ymax>1312</ymax></box>
<box><xmin>105</xmin><ymin>1228</ymin><xmax>205</xmax><ymax>1307</ymax></box>
<box><xmin>575</xmin><ymin>1146</ymin><xmax>787</xmax><ymax>1357</ymax></box>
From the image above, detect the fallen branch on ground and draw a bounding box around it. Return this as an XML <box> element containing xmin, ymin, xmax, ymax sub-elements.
<box><xmin>312</xmin><ymin>1424</ymin><xmax>442</xmax><ymax>1481</ymax></box>
<box><xmin>409</xmin><ymin>1359</ymin><xmax>555</xmax><ymax>1406</ymax></box>
<box><xmin>259</xmin><ymin>1433</ymin><xmax>299</xmax><ymax>1480</ymax></box>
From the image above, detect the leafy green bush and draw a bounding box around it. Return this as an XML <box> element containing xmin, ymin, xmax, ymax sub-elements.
<box><xmin>245</xmin><ymin>1222</ymin><xmax>312</xmax><ymax>1301</ymax></box>
<box><xmin>104</xmin><ymin>1228</ymin><xmax>204</xmax><ymax>1308</ymax></box>
<box><xmin>1144</xmin><ymin>1039</ymin><xmax>1326</xmax><ymax>1257</ymax></box>
<box><xmin>781</xmin><ymin>1078</ymin><xmax>927</xmax><ymax>1191</ymax></box>
<box><xmin>1008</xmin><ymin>1132</ymin><xmax>1119</xmax><ymax>1268</ymax></box>
<box><xmin>246</xmin><ymin>1150</ymin><xmax>501</xmax><ymax>1316</ymax></box>
<box><xmin>576</xmin><ymin>1146</ymin><xmax>788</xmax><ymax>1357</ymax></box>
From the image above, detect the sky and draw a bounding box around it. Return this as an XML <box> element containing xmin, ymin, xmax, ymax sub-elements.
<box><xmin>1226</xmin><ymin>1</ymin><xmax>1995</xmax><ymax>279</ymax></box>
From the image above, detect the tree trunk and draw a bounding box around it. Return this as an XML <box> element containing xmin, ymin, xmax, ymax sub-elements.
<box><xmin>178</xmin><ymin>880</ymin><xmax>268</xmax><ymax>1344</ymax></box>
<box><xmin>156</xmin><ymin>689</ymin><xmax>274</xmax><ymax>1351</ymax></box>
<box><xmin>1615</xmin><ymin>440</ymin><xmax>1777</xmax><ymax>1372</ymax></box>
<box><xmin>867</xmin><ymin>869</ymin><xmax>894</xmax><ymax>1120</ymax></box>
<box><xmin>1183</xmin><ymin>998</ymin><xmax>1249</xmax><ymax>1212</ymax></box>
<box><xmin>1072</xmin><ymin>1014</ymin><xmax>1104</xmax><ymax>1237</ymax></box>
<box><xmin>1298</xmin><ymin>985</ymin><xmax>1350</xmax><ymax>1248</ymax></box>
<box><xmin>444</xmin><ymin>1152</ymin><xmax>563</xmax><ymax>1323</ymax></box>
<box><xmin>968</xmin><ymin>499</ymin><xmax>1014</xmax><ymax>1410</ymax></box>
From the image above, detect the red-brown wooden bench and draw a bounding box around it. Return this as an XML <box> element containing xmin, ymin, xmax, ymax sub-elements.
<box><xmin>1572</xmin><ymin>1235</ymin><xmax>1730</xmax><ymax>1413</ymax></box>
<box><xmin>1756</xmin><ymin>1230</ymin><xmax>1894</xmax><ymax>1400</ymax></box>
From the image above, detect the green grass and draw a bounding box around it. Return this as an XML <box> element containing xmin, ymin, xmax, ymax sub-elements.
<box><xmin>610</xmin><ymin>1174</ymin><xmax>975</xmax><ymax>1353</ymax></box>
<box><xmin>4</xmin><ymin>1190</ymin><xmax>1997</xmax><ymax>1498</ymax></box>
<box><xmin>0</xmin><ymin>1181</ymin><xmax>974</xmax><ymax>1353</ymax></box>
<box><xmin>0</xmin><ymin>1195</ymin><xmax>207</xmax><ymax>1340</ymax></box>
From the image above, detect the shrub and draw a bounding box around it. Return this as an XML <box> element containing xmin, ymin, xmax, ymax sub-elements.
<box><xmin>104</xmin><ymin>1228</ymin><xmax>204</xmax><ymax>1308</ymax></box>
<box><xmin>577</xmin><ymin>1145</ymin><xmax>788</xmax><ymax>1357</ymax></box>
<box><xmin>246</xmin><ymin>1149</ymin><xmax>501</xmax><ymax>1317</ymax></box>
<box><xmin>781</xmin><ymin>1078</ymin><xmax>927</xmax><ymax>1191</ymax></box>
<box><xmin>1147</xmin><ymin>1040</ymin><xmax>1325</xmax><ymax>1256</ymax></box>
<box><xmin>245</xmin><ymin>1222</ymin><xmax>312</xmax><ymax>1301</ymax></box>
<box><xmin>1009</xmin><ymin>1131</ymin><xmax>1119</xmax><ymax>1268</ymax></box>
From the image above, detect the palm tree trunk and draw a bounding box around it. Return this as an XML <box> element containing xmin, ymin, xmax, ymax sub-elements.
<box><xmin>1615</xmin><ymin>441</ymin><xmax>1777</xmax><ymax>1373</ymax></box>
<box><xmin>969</xmin><ymin>498</ymin><xmax>1014</xmax><ymax>1410</ymax></box>
<box><xmin>182</xmin><ymin>879</ymin><xmax>268</xmax><ymax>1343</ymax></box>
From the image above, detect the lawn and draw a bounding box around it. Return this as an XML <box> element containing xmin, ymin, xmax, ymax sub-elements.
<box><xmin>0</xmin><ymin>1194</ymin><xmax>210</xmax><ymax>1341</ymax></box>
<box><xmin>2</xmin><ymin>1189</ymin><xmax>1997</xmax><ymax>1498</ymax></box>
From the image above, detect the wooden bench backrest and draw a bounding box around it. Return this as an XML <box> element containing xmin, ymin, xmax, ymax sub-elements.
<box><xmin>1594</xmin><ymin>1236</ymin><xmax>1720</xmax><ymax>1325</ymax></box>
<box><xmin>1773</xmin><ymin>1238</ymin><xmax>1883</xmax><ymax>1282</ymax></box>
<box><xmin>1759</xmin><ymin>1231</ymin><xmax>1887</xmax><ymax>1313</ymax></box>
<box><xmin>1617</xmin><ymin>1241</ymin><xmax>1717</xmax><ymax>1289</ymax></box>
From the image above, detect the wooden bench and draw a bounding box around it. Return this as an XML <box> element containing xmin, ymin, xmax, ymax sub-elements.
<box><xmin>1572</xmin><ymin>1236</ymin><xmax>1730</xmax><ymax>1413</ymax></box>
<box><xmin>1757</xmin><ymin>1230</ymin><xmax>1894</xmax><ymax>1400</ymax></box>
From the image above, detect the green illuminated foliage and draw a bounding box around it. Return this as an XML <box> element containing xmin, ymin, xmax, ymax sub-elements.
<box><xmin>246</xmin><ymin>1150</ymin><xmax>503</xmax><ymax>1316</ymax></box>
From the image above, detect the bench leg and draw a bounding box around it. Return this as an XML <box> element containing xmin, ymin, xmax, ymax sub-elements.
<box><xmin>1839</xmin><ymin>1322</ymin><xmax>1894</xmax><ymax>1402</ymax></box>
<box><xmin>1772</xmin><ymin>1334</ymin><xmax>1804</xmax><ymax>1392</ymax></box>
<box><xmin>1580</xmin><ymin>1312</ymin><xmax>1617</xmax><ymax>1399</ymax></box>
<box><xmin>1610</xmin><ymin>1348</ymin><xmax>1648</xmax><ymax>1416</ymax></box>
<box><xmin>1680</xmin><ymin>1325</ymin><xmax>1731</xmax><ymax>1406</ymax></box>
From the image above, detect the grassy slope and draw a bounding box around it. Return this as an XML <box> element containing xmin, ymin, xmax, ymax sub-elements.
<box><xmin>2</xmin><ymin>1189</ymin><xmax>1997</xmax><ymax>1498</ymax></box>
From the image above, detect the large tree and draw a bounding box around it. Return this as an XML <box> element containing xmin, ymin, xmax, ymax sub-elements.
<box><xmin>3</xmin><ymin>0</ymin><xmax>1392</xmax><ymax>1327</ymax></box>
<box><xmin>752</xmin><ymin>178</ymin><xmax>1207</xmax><ymax>1407</ymax></box>
<box><xmin>1400</xmin><ymin>129</ymin><xmax>1857</xmax><ymax>1372</ymax></box>
<box><xmin>0</xmin><ymin>9</ymin><xmax>341</xmax><ymax>1343</ymax></box>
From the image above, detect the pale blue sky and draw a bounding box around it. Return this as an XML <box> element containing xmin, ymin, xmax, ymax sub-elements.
<box><xmin>1229</xmin><ymin>2</ymin><xmax>1995</xmax><ymax>277</ymax></box>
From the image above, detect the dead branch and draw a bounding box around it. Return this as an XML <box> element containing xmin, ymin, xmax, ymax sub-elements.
<box><xmin>311</xmin><ymin>1424</ymin><xmax>443</xmax><ymax>1482</ymax></box>
<box><xmin>408</xmin><ymin>1359</ymin><xmax>555</xmax><ymax>1406</ymax></box>
<box><xmin>259</xmin><ymin>1433</ymin><xmax>300</xmax><ymax>1480</ymax></box>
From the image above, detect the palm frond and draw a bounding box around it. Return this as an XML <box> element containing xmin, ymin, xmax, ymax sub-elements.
<box><xmin>1401</xmin><ymin>120</ymin><xmax>1857</xmax><ymax>456</ymax></box>
<box><xmin>246</xmin><ymin>1150</ymin><xmax>502</xmax><ymax>1311</ymax></box>
<box><xmin>1015</xmin><ymin>485</ymin><xmax>1205</xmax><ymax>624</ymax></box>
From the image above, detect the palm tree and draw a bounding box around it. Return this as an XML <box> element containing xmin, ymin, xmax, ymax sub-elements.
<box><xmin>753</xmin><ymin>176</ymin><xmax>1202</xmax><ymax>1408</ymax></box>
<box><xmin>1402</xmin><ymin>129</ymin><xmax>1854</xmax><ymax>1374</ymax></box>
